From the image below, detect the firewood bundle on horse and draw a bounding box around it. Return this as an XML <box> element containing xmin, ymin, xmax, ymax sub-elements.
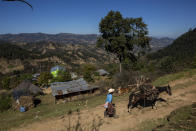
<box><xmin>127</xmin><ymin>84</ymin><xmax>172</xmax><ymax>112</ymax></box>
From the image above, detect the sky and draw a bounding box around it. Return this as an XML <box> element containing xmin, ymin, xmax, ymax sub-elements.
<box><xmin>0</xmin><ymin>0</ymin><xmax>196</xmax><ymax>38</ymax></box>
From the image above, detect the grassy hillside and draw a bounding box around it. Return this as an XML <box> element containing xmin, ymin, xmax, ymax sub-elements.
<box><xmin>1</xmin><ymin>69</ymin><xmax>196</xmax><ymax>130</ymax></box>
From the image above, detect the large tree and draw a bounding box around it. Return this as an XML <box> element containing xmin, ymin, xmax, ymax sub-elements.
<box><xmin>97</xmin><ymin>10</ymin><xmax>150</xmax><ymax>72</ymax></box>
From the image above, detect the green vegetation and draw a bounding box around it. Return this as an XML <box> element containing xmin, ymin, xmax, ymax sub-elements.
<box><xmin>0</xmin><ymin>42</ymin><xmax>32</xmax><ymax>60</ymax></box>
<box><xmin>0</xmin><ymin>94</ymin><xmax>11</xmax><ymax>112</ymax></box>
<box><xmin>52</xmin><ymin>71</ymin><xmax>72</xmax><ymax>82</ymax></box>
<box><xmin>192</xmin><ymin>53</ymin><xmax>196</xmax><ymax>67</ymax></box>
<box><xmin>152</xmin><ymin>68</ymin><xmax>196</xmax><ymax>86</ymax></box>
<box><xmin>0</xmin><ymin>69</ymin><xmax>196</xmax><ymax>130</ymax></box>
<box><xmin>130</xmin><ymin>103</ymin><xmax>196</xmax><ymax>131</ymax></box>
<box><xmin>37</xmin><ymin>72</ymin><xmax>53</xmax><ymax>86</ymax></box>
<box><xmin>0</xmin><ymin>73</ymin><xmax>33</xmax><ymax>90</ymax></box>
<box><xmin>1</xmin><ymin>76</ymin><xmax>11</xmax><ymax>89</ymax></box>
<box><xmin>97</xmin><ymin>10</ymin><xmax>150</xmax><ymax>72</ymax></box>
<box><xmin>0</xmin><ymin>94</ymin><xmax>106</xmax><ymax>130</ymax></box>
<box><xmin>147</xmin><ymin>28</ymin><xmax>196</xmax><ymax>72</ymax></box>
<box><xmin>80</xmin><ymin>64</ymin><xmax>97</xmax><ymax>82</ymax></box>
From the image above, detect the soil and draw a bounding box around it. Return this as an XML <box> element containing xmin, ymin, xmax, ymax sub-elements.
<box><xmin>11</xmin><ymin>79</ymin><xmax>196</xmax><ymax>131</ymax></box>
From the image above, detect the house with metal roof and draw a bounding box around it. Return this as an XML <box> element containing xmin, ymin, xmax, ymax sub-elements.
<box><xmin>51</xmin><ymin>78</ymin><xmax>100</xmax><ymax>103</ymax></box>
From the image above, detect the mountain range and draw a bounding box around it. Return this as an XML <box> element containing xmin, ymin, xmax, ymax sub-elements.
<box><xmin>0</xmin><ymin>33</ymin><xmax>174</xmax><ymax>75</ymax></box>
<box><xmin>0</xmin><ymin>33</ymin><xmax>174</xmax><ymax>50</ymax></box>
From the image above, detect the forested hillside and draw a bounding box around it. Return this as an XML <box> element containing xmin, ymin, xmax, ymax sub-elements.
<box><xmin>147</xmin><ymin>28</ymin><xmax>196</xmax><ymax>71</ymax></box>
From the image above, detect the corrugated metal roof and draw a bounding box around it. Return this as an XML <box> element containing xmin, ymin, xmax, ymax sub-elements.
<box><xmin>51</xmin><ymin>78</ymin><xmax>99</xmax><ymax>96</ymax></box>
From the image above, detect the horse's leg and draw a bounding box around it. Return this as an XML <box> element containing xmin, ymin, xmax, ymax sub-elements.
<box><xmin>151</xmin><ymin>101</ymin><xmax>154</xmax><ymax>109</ymax></box>
<box><xmin>152</xmin><ymin>100</ymin><xmax>157</xmax><ymax>109</ymax></box>
<box><xmin>128</xmin><ymin>104</ymin><xmax>130</xmax><ymax>112</ymax></box>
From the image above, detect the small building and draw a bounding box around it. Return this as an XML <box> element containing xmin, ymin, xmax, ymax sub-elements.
<box><xmin>13</xmin><ymin>80</ymin><xmax>43</xmax><ymax>100</ymax></box>
<box><xmin>12</xmin><ymin>80</ymin><xmax>43</xmax><ymax>111</ymax></box>
<box><xmin>50</xmin><ymin>65</ymin><xmax>66</xmax><ymax>77</ymax></box>
<box><xmin>51</xmin><ymin>78</ymin><xmax>100</xmax><ymax>103</ymax></box>
<box><xmin>96</xmin><ymin>69</ymin><xmax>109</xmax><ymax>76</ymax></box>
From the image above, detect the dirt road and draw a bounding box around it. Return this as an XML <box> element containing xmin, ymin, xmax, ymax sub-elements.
<box><xmin>12</xmin><ymin>79</ymin><xmax>196</xmax><ymax>131</ymax></box>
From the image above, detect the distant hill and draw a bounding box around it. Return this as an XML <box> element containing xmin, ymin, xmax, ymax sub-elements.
<box><xmin>0</xmin><ymin>41</ymin><xmax>117</xmax><ymax>74</ymax></box>
<box><xmin>150</xmin><ymin>37</ymin><xmax>174</xmax><ymax>51</ymax></box>
<box><xmin>0</xmin><ymin>33</ymin><xmax>174</xmax><ymax>74</ymax></box>
<box><xmin>0</xmin><ymin>33</ymin><xmax>173</xmax><ymax>50</ymax></box>
<box><xmin>0</xmin><ymin>33</ymin><xmax>98</xmax><ymax>44</ymax></box>
<box><xmin>147</xmin><ymin>28</ymin><xmax>196</xmax><ymax>70</ymax></box>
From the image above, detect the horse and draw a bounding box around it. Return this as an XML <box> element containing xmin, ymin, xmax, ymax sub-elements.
<box><xmin>127</xmin><ymin>85</ymin><xmax>172</xmax><ymax>112</ymax></box>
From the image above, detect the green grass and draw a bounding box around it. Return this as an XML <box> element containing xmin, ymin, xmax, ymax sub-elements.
<box><xmin>0</xmin><ymin>92</ymin><xmax>128</xmax><ymax>130</ymax></box>
<box><xmin>1</xmin><ymin>68</ymin><xmax>196</xmax><ymax>130</ymax></box>
<box><xmin>153</xmin><ymin>103</ymin><xmax>196</xmax><ymax>131</ymax></box>
<box><xmin>124</xmin><ymin>104</ymin><xmax>196</xmax><ymax>131</ymax></box>
<box><xmin>7</xmin><ymin>65</ymin><xmax>15</xmax><ymax>69</ymax></box>
<box><xmin>0</xmin><ymin>94</ymin><xmax>104</xmax><ymax>130</ymax></box>
<box><xmin>152</xmin><ymin>68</ymin><xmax>196</xmax><ymax>86</ymax></box>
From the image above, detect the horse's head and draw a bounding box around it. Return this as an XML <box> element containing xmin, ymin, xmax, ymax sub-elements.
<box><xmin>166</xmin><ymin>85</ymin><xmax>172</xmax><ymax>96</ymax></box>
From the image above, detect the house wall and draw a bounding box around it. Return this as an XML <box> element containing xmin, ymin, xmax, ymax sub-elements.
<box><xmin>55</xmin><ymin>88</ymin><xmax>100</xmax><ymax>103</ymax></box>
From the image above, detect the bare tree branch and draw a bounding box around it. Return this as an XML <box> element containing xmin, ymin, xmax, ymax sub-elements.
<box><xmin>2</xmin><ymin>0</ymin><xmax>33</xmax><ymax>10</ymax></box>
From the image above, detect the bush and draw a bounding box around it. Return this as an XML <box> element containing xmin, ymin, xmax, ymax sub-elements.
<box><xmin>158</xmin><ymin>56</ymin><xmax>176</xmax><ymax>73</ymax></box>
<box><xmin>38</xmin><ymin>72</ymin><xmax>53</xmax><ymax>86</ymax></box>
<box><xmin>83</xmin><ymin>71</ymin><xmax>94</xmax><ymax>82</ymax></box>
<box><xmin>1</xmin><ymin>76</ymin><xmax>11</xmax><ymax>89</ymax></box>
<box><xmin>103</xmin><ymin>63</ymin><xmax>118</xmax><ymax>75</ymax></box>
<box><xmin>192</xmin><ymin>53</ymin><xmax>196</xmax><ymax>68</ymax></box>
<box><xmin>79</xmin><ymin>64</ymin><xmax>96</xmax><ymax>82</ymax></box>
<box><xmin>0</xmin><ymin>94</ymin><xmax>11</xmax><ymax>112</ymax></box>
<box><xmin>81</xmin><ymin>64</ymin><xmax>96</xmax><ymax>74</ymax></box>
<box><xmin>122</xmin><ymin>58</ymin><xmax>144</xmax><ymax>71</ymax></box>
<box><xmin>112</xmin><ymin>71</ymin><xmax>139</xmax><ymax>89</ymax></box>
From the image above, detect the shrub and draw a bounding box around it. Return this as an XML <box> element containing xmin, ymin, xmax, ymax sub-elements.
<box><xmin>38</xmin><ymin>72</ymin><xmax>53</xmax><ymax>86</ymax></box>
<box><xmin>192</xmin><ymin>53</ymin><xmax>196</xmax><ymax>68</ymax></box>
<box><xmin>81</xmin><ymin>64</ymin><xmax>96</xmax><ymax>74</ymax></box>
<box><xmin>0</xmin><ymin>94</ymin><xmax>11</xmax><ymax>112</ymax></box>
<box><xmin>112</xmin><ymin>71</ymin><xmax>139</xmax><ymax>89</ymax></box>
<box><xmin>80</xmin><ymin>64</ymin><xmax>96</xmax><ymax>82</ymax></box>
<box><xmin>158</xmin><ymin>56</ymin><xmax>176</xmax><ymax>73</ymax></box>
<box><xmin>1</xmin><ymin>76</ymin><xmax>11</xmax><ymax>89</ymax></box>
<box><xmin>83</xmin><ymin>71</ymin><xmax>93</xmax><ymax>82</ymax></box>
<box><xmin>103</xmin><ymin>63</ymin><xmax>118</xmax><ymax>75</ymax></box>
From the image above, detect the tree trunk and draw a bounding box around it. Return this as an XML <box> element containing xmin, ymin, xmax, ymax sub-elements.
<box><xmin>119</xmin><ymin>62</ymin><xmax>122</xmax><ymax>73</ymax></box>
<box><xmin>119</xmin><ymin>56</ymin><xmax>122</xmax><ymax>73</ymax></box>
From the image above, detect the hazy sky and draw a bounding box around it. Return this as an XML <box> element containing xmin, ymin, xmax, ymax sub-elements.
<box><xmin>0</xmin><ymin>0</ymin><xmax>196</xmax><ymax>38</ymax></box>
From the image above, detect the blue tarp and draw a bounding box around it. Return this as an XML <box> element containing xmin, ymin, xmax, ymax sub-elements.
<box><xmin>50</xmin><ymin>65</ymin><xmax>66</xmax><ymax>72</ymax></box>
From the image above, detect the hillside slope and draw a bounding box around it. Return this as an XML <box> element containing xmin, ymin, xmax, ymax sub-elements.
<box><xmin>6</xmin><ymin>71</ymin><xmax>196</xmax><ymax>131</ymax></box>
<box><xmin>148</xmin><ymin>28</ymin><xmax>196</xmax><ymax>66</ymax></box>
<box><xmin>0</xmin><ymin>41</ymin><xmax>117</xmax><ymax>74</ymax></box>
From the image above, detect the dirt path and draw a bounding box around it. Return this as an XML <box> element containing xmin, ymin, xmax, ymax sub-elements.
<box><xmin>12</xmin><ymin>81</ymin><xmax>196</xmax><ymax>131</ymax></box>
